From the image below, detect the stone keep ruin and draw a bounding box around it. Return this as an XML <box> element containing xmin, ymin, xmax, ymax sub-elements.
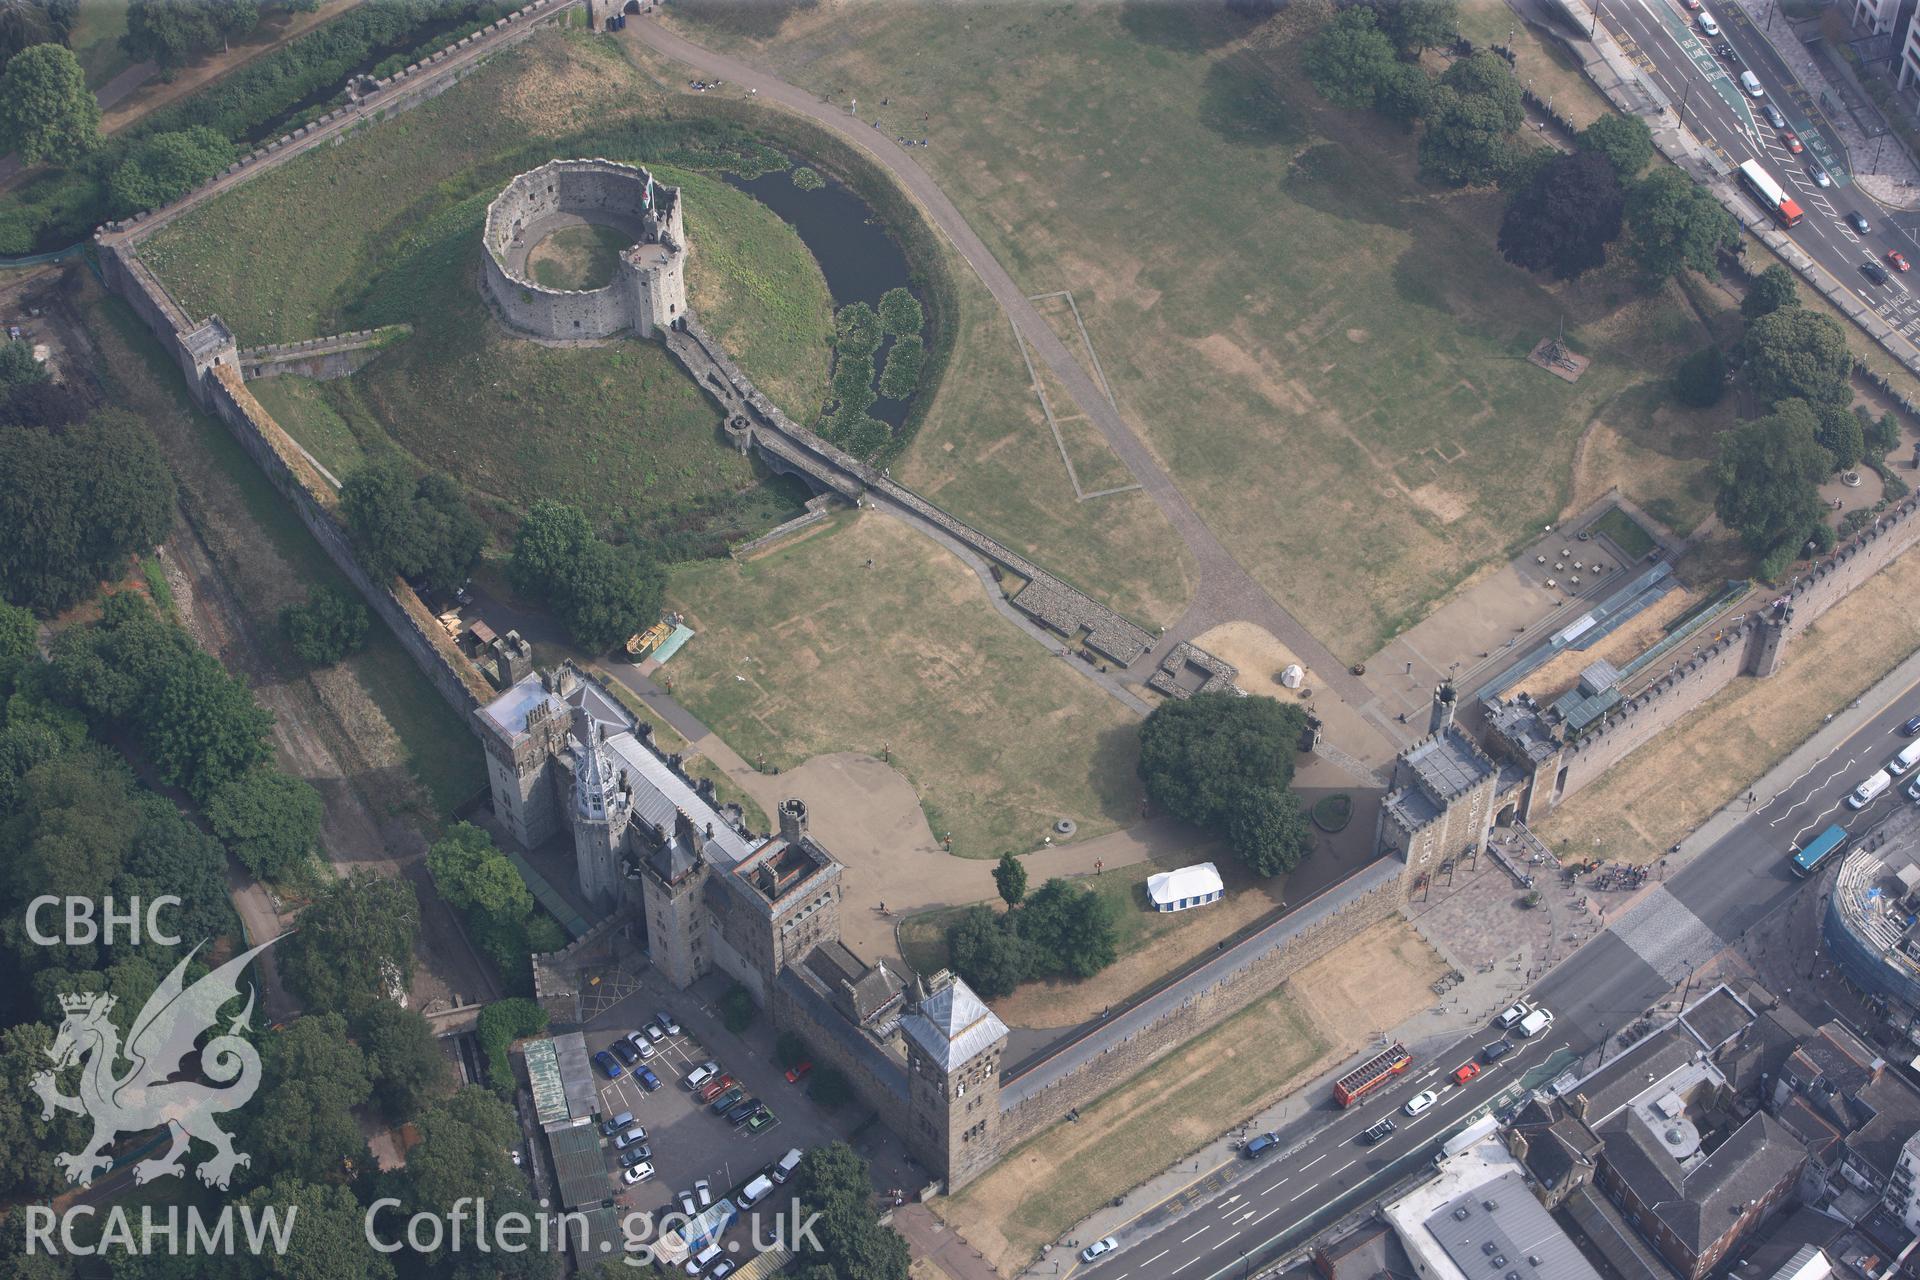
<box><xmin>481</xmin><ymin>158</ymin><xmax>688</xmax><ymax>340</ymax></box>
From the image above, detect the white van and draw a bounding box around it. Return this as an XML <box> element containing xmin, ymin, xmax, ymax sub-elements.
<box><xmin>770</xmin><ymin>1147</ymin><xmax>804</xmax><ymax>1184</ymax></box>
<box><xmin>1698</xmin><ymin>10</ymin><xmax>1721</xmax><ymax>36</ymax></box>
<box><xmin>1518</xmin><ymin>1007</ymin><xmax>1556</xmax><ymax>1038</ymax></box>
<box><xmin>1850</xmin><ymin>771</ymin><xmax>1894</xmax><ymax>809</ymax></box>
<box><xmin>1739</xmin><ymin>70</ymin><xmax>1766</xmax><ymax>99</ymax></box>
<box><xmin>737</xmin><ymin>1173</ymin><xmax>774</xmax><ymax>1207</ymax></box>
<box><xmin>1890</xmin><ymin>740</ymin><xmax>1920</xmax><ymax>777</ymax></box>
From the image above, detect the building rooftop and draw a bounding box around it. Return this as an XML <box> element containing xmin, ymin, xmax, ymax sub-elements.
<box><xmin>1419</xmin><ymin>1171</ymin><xmax>1602</xmax><ymax>1280</ymax></box>
<box><xmin>1680</xmin><ymin>984</ymin><xmax>1756</xmax><ymax>1057</ymax></box>
<box><xmin>1564</xmin><ymin>1025</ymin><xmax>1703</xmax><ymax>1126</ymax></box>
<box><xmin>1405</xmin><ymin>727</ymin><xmax>1495</xmax><ymax>803</ymax></box>
<box><xmin>1599</xmin><ymin>1110</ymin><xmax>1806</xmax><ymax>1255</ymax></box>
<box><xmin>901</xmin><ymin>976</ymin><xmax>1006</xmax><ymax>1072</ymax></box>
<box><xmin>544</xmin><ymin>1119</ymin><xmax>609</xmax><ymax>1211</ymax></box>
<box><xmin>735</xmin><ymin>836</ymin><xmax>835</xmax><ymax>907</ymax></box>
<box><xmin>603</xmin><ymin>731</ymin><xmax>757</xmax><ymax>869</ymax></box>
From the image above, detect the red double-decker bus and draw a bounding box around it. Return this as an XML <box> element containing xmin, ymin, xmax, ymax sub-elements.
<box><xmin>1333</xmin><ymin>1043</ymin><xmax>1413</xmax><ymax>1107</ymax></box>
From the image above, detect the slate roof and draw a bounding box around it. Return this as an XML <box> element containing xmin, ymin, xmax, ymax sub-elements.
<box><xmin>901</xmin><ymin>977</ymin><xmax>1006</xmax><ymax>1071</ymax></box>
<box><xmin>1598</xmin><ymin>1112</ymin><xmax>1805</xmax><ymax>1254</ymax></box>
<box><xmin>1571</xmin><ymin>1025</ymin><xmax>1702</xmax><ymax>1125</ymax></box>
<box><xmin>1419</xmin><ymin>1170</ymin><xmax>1601</xmax><ymax>1280</ymax></box>
<box><xmin>1406</xmin><ymin>727</ymin><xmax>1494</xmax><ymax>802</ymax></box>
<box><xmin>1511</xmin><ymin>1097</ymin><xmax>1601</xmax><ymax>1194</ymax></box>
<box><xmin>1842</xmin><ymin>1069</ymin><xmax>1920</xmax><ymax>1181</ymax></box>
<box><xmin>1679</xmin><ymin>986</ymin><xmax>1754</xmax><ymax>1056</ymax></box>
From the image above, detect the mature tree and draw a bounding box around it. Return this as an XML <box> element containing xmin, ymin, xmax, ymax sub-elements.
<box><xmin>945</xmin><ymin>906</ymin><xmax>1028</xmax><ymax>998</ymax></box>
<box><xmin>2</xmin><ymin>747</ymin><xmax>137</xmax><ymax>910</ymax></box>
<box><xmin>1139</xmin><ymin>693</ymin><xmax>1304</xmax><ymax>827</ymax></box>
<box><xmin>553</xmin><ymin>538</ymin><xmax>664</xmax><ymax>653</ymax></box>
<box><xmin>791</xmin><ymin>1142</ymin><xmax>911</xmax><ymax>1280</ymax></box>
<box><xmin>0</xmin><ymin>43</ymin><xmax>96</xmax><ymax>165</ymax></box>
<box><xmin>1743</xmin><ymin>307</ymin><xmax>1852</xmax><ymax>409</ymax></box>
<box><xmin>993</xmin><ymin>852</ymin><xmax>1027</xmax><ymax>907</ymax></box>
<box><xmin>340</xmin><ymin>457</ymin><xmax>482</xmax><ymax>592</ymax></box>
<box><xmin>1672</xmin><ymin>344</ymin><xmax>1726</xmax><ymax>409</ymax></box>
<box><xmin>1577</xmin><ymin>113</ymin><xmax>1654</xmax><ymax>179</ymax></box>
<box><xmin>402</xmin><ymin>1089</ymin><xmax>531</xmax><ymax>1217</ymax></box>
<box><xmin>1015</xmin><ymin>878</ymin><xmax>1118</xmax><ymax>979</ymax></box>
<box><xmin>233</xmin><ymin>1177</ymin><xmax>395</xmax><ymax>1280</ymax></box>
<box><xmin>142</xmin><ymin>646</ymin><xmax>273</xmax><ymax>803</ymax></box>
<box><xmin>108</xmin><ymin>127</ymin><xmax>235</xmax><ymax>213</ymax></box>
<box><xmin>120</xmin><ymin>791</ymin><xmax>234</xmax><ymax>948</ymax></box>
<box><xmin>1624</xmin><ymin>166</ymin><xmax>1737</xmax><ymax>281</ymax></box>
<box><xmin>427</xmin><ymin>822</ymin><xmax>531</xmax><ymax>922</ymax></box>
<box><xmin>244</xmin><ymin>1013</ymin><xmax>371</xmax><ymax>1185</ymax></box>
<box><xmin>1378</xmin><ymin>0</ymin><xmax>1457</xmax><ymax>54</ymax></box>
<box><xmin>878</xmin><ymin>333</ymin><xmax>924</xmax><ymax>400</ymax></box>
<box><xmin>206</xmin><ymin>766</ymin><xmax>321</xmax><ymax>881</ymax></box>
<box><xmin>1742</xmin><ymin>263</ymin><xmax>1800</xmax><ymax>320</ymax></box>
<box><xmin>1301</xmin><ymin>5</ymin><xmax>1397</xmax><ymax>110</ymax></box>
<box><xmin>0</xmin><ymin>1022</ymin><xmax>87</xmax><ymax>1200</ymax></box>
<box><xmin>280</xmin><ymin>584</ymin><xmax>368</xmax><ymax>667</ymax></box>
<box><xmin>1814</xmin><ymin>401</ymin><xmax>1866</xmax><ymax>472</ymax></box>
<box><xmin>1227</xmin><ymin>786</ymin><xmax>1315</xmax><ymax>876</ymax></box>
<box><xmin>278</xmin><ymin>871</ymin><xmax>419</xmax><ymax>1015</ymax></box>
<box><xmin>1498</xmin><ymin>149</ymin><xmax>1623</xmax><ymax>279</ymax></box>
<box><xmin>122</xmin><ymin>0</ymin><xmax>257</xmax><ymax>67</ymax></box>
<box><xmin>509</xmin><ymin>499</ymin><xmax>592</xmax><ymax>599</ymax></box>
<box><xmin>0</xmin><ymin>2</ymin><xmax>78</xmax><ymax>71</ymax></box>
<box><xmin>353</xmin><ymin>1000</ymin><xmax>448</xmax><ymax>1123</ymax></box>
<box><xmin>1418</xmin><ymin>86</ymin><xmax>1517</xmax><ymax>187</ymax></box>
<box><xmin>1374</xmin><ymin>61</ymin><xmax>1435</xmax><ymax>124</ymax></box>
<box><xmin>0</xmin><ymin>599</ymin><xmax>33</xmax><ymax>696</ymax></box>
<box><xmin>877</xmin><ymin>287</ymin><xmax>923</xmax><ymax>338</ymax></box>
<box><xmin>1714</xmin><ymin>401</ymin><xmax>1833</xmax><ymax>555</ymax></box>
<box><xmin>832</xmin><ymin>352</ymin><xmax>878</xmax><ymax>417</ymax></box>
<box><xmin>45</xmin><ymin>591</ymin><xmax>187</xmax><ymax>725</ymax></box>
<box><xmin>0</xmin><ymin>340</ymin><xmax>46</xmax><ymax>395</ymax></box>
<box><xmin>0</xmin><ymin>411</ymin><xmax>175</xmax><ymax>615</ymax></box>
<box><xmin>1441</xmin><ymin>51</ymin><xmax>1524</xmax><ymax>127</ymax></box>
<box><xmin>1865</xmin><ymin>409</ymin><xmax>1902</xmax><ymax>457</ymax></box>
<box><xmin>834</xmin><ymin>302</ymin><xmax>884</xmax><ymax>360</ymax></box>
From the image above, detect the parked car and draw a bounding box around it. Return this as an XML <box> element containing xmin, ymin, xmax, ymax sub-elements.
<box><xmin>685</xmin><ymin>1063</ymin><xmax>717</xmax><ymax>1091</ymax></box>
<box><xmin>654</xmin><ymin>1010</ymin><xmax>681</xmax><ymax>1036</ymax></box>
<box><xmin>785</xmin><ymin>1060</ymin><xmax>814</xmax><ymax>1084</ymax></box>
<box><xmin>1890</xmin><ymin>249</ymin><xmax>1911</xmax><ymax>273</ymax></box>
<box><xmin>1780</xmin><ymin>129</ymin><xmax>1802</xmax><ymax>154</ymax></box>
<box><xmin>640</xmin><ymin>1022</ymin><xmax>665</xmax><ymax>1043</ymax></box>
<box><xmin>1404</xmin><ymin>1089</ymin><xmax>1439</xmax><ymax>1117</ymax></box>
<box><xmin>1847</xmin><ymin>210</ymin><xmax>1871</xmax><ymax>234</ymax></box>
<box><xmin>619</xmin><ymin>1146</ymin><xmax>652</xmax><ymax>1168</ymax></box>
<box><xmin>769</xmin><ymin>1147</ymin><xmax>804</xmax><ymax>1184</ymax></box>
<box><xmin>677</xmin><ymin>1189</ymin><xmax>699</xmax><ymax>1218</ymax></box>
<box><xmin>709</xmin><ymin>1261</ymin><xmax>735</xmax><ymax>1280</ymax></box>
<box><xmin>1362</xmin><ymin>1118</ymin><xmax>1396</xmax><ymax>1144</ymax></box>
<box><xmin>635</xmin><ymin>1066</ymin><xmax>662</xmax><ymax>1091</ymax></box>
<box><xmin>1452</xmin><ymin>1062</ymin><xmax>1481</xmax><ymax>1085</ymax></box>
<box><xmin>1080</xmin><ymin>1238</ymin><xmax>1118</xmax><ymax>1263</ymax></box>
<box><xmin>709</xmin><ymin>1086</ymin><xmax>745</xmax><ymax>1116</ymax></box>
<box><xmin>1517</xmin><ymin>1007</ymin><xmax>1556</xmax><ymax>1038</ymax></box>
<box><xmin>1481</xmin><ymin>1039</ymin><xmax>1515</xmax><ymax>1064</ymax></box>
<box><xmin>1244</xmin><ymin>1133</ymin><xmax>1279</xmax><ymax>1159</ymax></box>
<box><xmin>600</xmin><ymin>1111</ymin><xmax>636</xmax><ymax>1137</ymax></box>
<box><xmin>746</xmin><ymin>1108</ymin><xmax>779</xmax><ymax>1135</ymax></box>
<box><xmin>1809</xmin><ymin>164</ymin><xmax>1832</xmax><ymax>187</ymax></box>
<box><xmin>727</xmin><ymin>1098</ymin><xmax>765</xmax><ymax>1127</ymax></box>
<box><xmin>610</xmin><ymin>1039</ymin><xmax>639</xmax><ymax>1066</ymax></box>
<box><xmin>1762</xmin><ymin>102</ymin><xmax>1785</xmax><ymax>128</ymax></box>
<box><xmin>1908</xmin><ymin>777</ymin><xmax>1920</xmax><ymax>802</ymax></box>
<box><xmin>698</xmin><ymin>1074</ymin><xmax>737</xmax><ymax>1103</ymax></box>
<box><xmin>593</xmin><ymin>1051</ymin><xmax>623</xmax><ymax>1079</ymax></box>
<box><xmin>694</xmin><ymin>1178</ymin><xmax>713</xmax><ymax>1209</ymax></box>
<box><xmin>623</xmin><ymin>1161</ymin><xmax>654</xmax><ymax>1184</ymax></box>
<box><xmin>625</xmin><ymin>1030</ymin><xmax>656</xmax><ymax>1059</ymax></box>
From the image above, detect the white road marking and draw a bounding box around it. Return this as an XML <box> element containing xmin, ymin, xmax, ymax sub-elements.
<box><xmin>1300</xmin><ymin>1154</ymin><xmax>1326</xmax><ymax>1170</ymax></box>
<box><xmin>1252</xmin><ymin>1206</ymin><xmax>1282</xmax><ymax>1227</ymax></box>
<box><xmin>1145</xmin><ymin>1251</ymin><xmax>1168</xmax><ymax>1266</ymax></box>
<box><xmin>1180</xmin><ymin>1226</ymin><xmax>1210</xmax><ymax>1243</ymax></box>
<box><xmin>1169</xmin><ymin>1258</ymin><xmax>1196</xmax><ymax>1275</ymax></box>
<box><xmin>1333</xmin><ymin>1159</ymin><xmax>1357</xmax><ymax>1176</ymax></box>
<box><xmin>1263</xmin><ymin>1178</ymin><xmax>1288</xmax><ymax>1194</ymax></box>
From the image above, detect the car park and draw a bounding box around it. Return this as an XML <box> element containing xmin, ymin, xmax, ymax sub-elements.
<box><xmin>1810</xmin><ymin>165</ymin><xmax>1832</xmax><ymax>187</ymax></box>
<box><xmin>654</xmin><ymin>1010</ymin><xmax>681</xmax><ymax>1036</ymax></box>
<box><xmin>619</xmin><ymin>1145</ymin><xmax>652</xmax><ymax>1167</ymax></box>
<box><xmin>636</xmin><ymin>1066</ymin><xmax>662</xmax><ymax>1091</ymax></box>
<box><xmin>623</xmin><ymin>1162</ymin><xmax>654</xmax><ymax>1184</ymax></box>
<box><xmin>1081</xmin><ymin>1238</ymin><xmax>1119</xmax><ymax>1263</ymax></box>
<box><xmin>600</xmin><ymin>1111</ymin><xmax>636</xmax><ymax>1137</ymax></box>
<box><xmin>685</xmin><ymin>1063</ymin><xmax>717</xmax><ymax>1091</ymax></box>
<box><xmin>694</xmin><ymin>1178</ymin><xmax>712</xmax><ymax>1208</ymax></box>
<box><xmin>1404</xmin><ymin>1089</ymin><xmax>1439</xmax><ymax>1117</ymax></box>
<box><xmin>1762</xmin><ymin>103</ymin><xmax>1786</xmax><ymax>128</ymax></box>
<box><xmin>610</xmin><ymin>1039</ymin><xmax>640</xmax><ymax>1065</ymax></box>
<box><xmin>1891</xmin><ymin>250</ymin><xmax>1911</xmax><ymax>273</ymax></box>
<box><xmin>1864</xmin><ymin>261</ymin><xmax>1891</xmax><ymax>287</ymax></box>
<box><xmin>594</xmin><ymin>1051</ymin><xmax>623</xmax><ymax>1079</ymax></box>
<box><xmin>1848</xmin><ymin>210</ymin><xmax>1871</xmax><ymax>233</ymax></box>
<box><xmin>698</xmin><ymin>1074</ymin><xmax>737</xmax><ymax>1104</ymax></box>
<box><xmin>746</xmin><ymin>1108</ymin><xmax>779</xmax><ymax>1135</ymax></box>
<box><xmin>1481</xmin><ymin>1040</ymin><xmax>1514</xmax><ymax>1064</ymax></box>
<box><xmin>677</xmin><ymin>1189</ymin><xmax>698</xmax><ymax>1217</ymax></box>
<box><xmin>1780</xmin><ymin>129</ymin><xmax>1802</xmax><ymax>154</ymax></box>
<box><xmin>1362</xmin><ymin>1118</ymin><xmax>1396</xmax><ymax>1144</ymax></box>
<box><xmin>709</xmin><ymin>1085</ymin><xmax>745</xmax><ymax>1115</ymax></box>
<box><xmin>785</xmin><ymin>1060</ymin><xmax>813</xmax><ymax>1084</ymax></box>
<box><xmin>1452</xmin><ymin>1062</ymin><xmax>1480</xmax><ymax>1085</ymax></box>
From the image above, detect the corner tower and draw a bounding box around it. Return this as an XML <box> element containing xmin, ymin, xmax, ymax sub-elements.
<box><xmin>901</xmin><ymin>975</ymin><xmax>1008</xmax><ymax>1192</ymax></box>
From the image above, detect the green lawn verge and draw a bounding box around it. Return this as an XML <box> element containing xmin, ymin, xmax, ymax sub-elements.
<box><xmin>1592</xmin><ymin>506</ymin><xmax>1658</xmax><ymax>560</ymax></box>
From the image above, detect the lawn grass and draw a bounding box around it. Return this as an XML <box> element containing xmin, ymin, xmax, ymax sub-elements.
<box><xmin>140</xmin><ymin>33</ymin><xmax>834</xmax><ymax>554</ymax></box>
<box><xmin>1593</xmin><ymin>506</ymin><xmax>1658</xmax><ymax>559</ymax></box>
<box><xmin>663</xmin><ymin>2</ymin><xmax>1725</xmax><ymax>660</ymax></box>
<box><xmin>897</xmin><ymin>862</ymin><xmax>1187</xmax><ymax>978</ymax></box>
<box><xmin>525</xmin><ymin>223</ymin><xmax>630</xmax><ymax>289</ymax></box>
<box><xmin>664</xmin><ymin>510</ymin><xmax>1141</xmax><ymax>857</ymax></box>
<box><xmin>70</xmin><ymin>0</ymin><xmax>134</xmax><ymax>90</ymax></box>
<box><xmin>88</xmin><ymin>290</ymin><xmax>485</xmax><ymax>817</ymax></box>
<box><xmin>246</xmin><ymin>375</ymin><xmax>368</xmax><ymax>478</ymax></box>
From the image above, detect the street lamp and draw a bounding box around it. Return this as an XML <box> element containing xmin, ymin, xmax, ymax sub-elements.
<box><xmin>1590</xmin><ymin>0</ymin><xmax>1605</xmax><ymax>39</ymax></box>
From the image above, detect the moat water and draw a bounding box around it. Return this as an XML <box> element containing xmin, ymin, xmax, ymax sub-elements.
<box><xmin>725</xmin><ymin>164</ymin><xmax>916</xmax><ymax>431</ymax></box>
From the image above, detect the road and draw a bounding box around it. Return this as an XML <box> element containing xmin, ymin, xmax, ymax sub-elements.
<box><xmin>1077</xmin><ymin>673</ymin><xmax>1920</xmax><ymax>1280</ymax></box>
<box><xmin>1599</xmin><ymin>0</ymin><xmax>1920</xmax><ymax>354</ymax></box>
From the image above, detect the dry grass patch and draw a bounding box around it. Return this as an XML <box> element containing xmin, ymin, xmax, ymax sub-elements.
<box><xmin>935</xmin><ymin>918</ymin><xmax>1443</xmax><ymax>1272</ymax></box>
<box><xmin>1539</xmin><ymin>548</ymin><xmax>1920</xmax><ymax>863</ymax></box>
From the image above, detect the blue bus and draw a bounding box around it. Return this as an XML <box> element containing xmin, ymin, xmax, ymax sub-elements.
<box><xmin>1791</xmin><ymin>824</ymin><xmax>1848</xmax><ymax>878</ymax></box>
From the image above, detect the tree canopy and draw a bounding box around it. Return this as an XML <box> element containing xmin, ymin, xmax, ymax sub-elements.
<box><xmin>1624</xmin><ymin>166</ymin><xmax>1737</xmax><ymax>281</ymax></box>
<box><xmin>243</xmin><ymin>1013</ymin><xmax>371</xmax><ymax>1185</ymax></box>
<box><xmin>1301</xmin><ymin>6</ymin><xmax>1398</xmax><ymax>110</ymax></box>
<box><xmin>1743</xmin><ymin>307</ymin><xmax>1852</xmax><ymax>409</ymax></box>
<box><xmin>945</xmin><ymin>906</ymin><xmax>1029</xmax><ymax>999</ymax></box>
<box><xmin>508</xmin><ymin>499</ymin><xmax>592</xmax><ymax>599</ymax></box>
<box><xmin>1497</xmin><ymin>149</ymin><xmax>1623</xmax><ymax>280</ymax></box>
<box><xmin>0</xmin><ymin>43</ymin><xmax>96</xmax><ymax>166</ymax></box>
<box><xmin>1419</xmin><ymin>83</ymin><xmax>1517</xmax><ymax>187</ymax></box>
<box><xmin>1014</xmin><ymin>878</ymin><xmax>1118</xmax><ymax>979</ymax></box>
<box><xmin>122</xmin><ymin>0</ymin><xmax>258</xmax><ymax>68</ymax></box>
<box><xmin>1140</xmin><ymin>693</ymin><xmax>1316</xmax><ymax>876</ymax></box>
<box><xmin>1377</xmin><ymin>0</ymin><xmax>1457</xmax><ymax>55</ymax></box>
<box><xmin>1713</xmin><ymin>400</ymin><xmax>1834</xmax><ymax>557</ymax></box>
<box><xmin>1577</xmin><ymin>113</ymin><xmax>1653</xmax><ymax>179</ymax></box>
<box><xmin>205</xmin><ymin>766</ymin><xmax>321</xmax><ymax>882</ymax></box>
<box><xmin>278</xmin><ymin>871</ymin><xmax>419</xmax><ymax>1016</ymax></box>
<box><xmin>508</xmin><ymin>500</ymin><xmax>664</xmax><ymax>653</ymax></box>
<box><xmin>993</xmin><ymin>852</ymin><xmax>1027</xmax><ymax>907</ymax></box>
<box><xmin>352</xmin><ymin>999</ymin><xmax>448</xmax><ymax>1124</ymax></box>
<box><xmin>428</xmin><ymin>822</ymin><xmax>532</xmax><ymax>922</ymax></box>
<box><xmin>1672</xmin><ymin>345</ymin><xmax>1726</xmax><ymax>409</ymax></box>
<box><xmin>1742</xmin><ymin>263</ymin><xmax>1800</xmax><ymax>321</ymax></box>
<box><xmin>108</xmin><ymin>126</ymin><xmax>235</xmax><ymax>214</ymax></box>
<box><xmin>1814</xmin><ymin>400</ymin><xmax>1865</xmax><ymax>473</ymax></box>
<box><xmin>877</xmin><ymin>287</ymin><xmax>923</xmax><ymax>338</ymax></box>
<box><xmin>340</xmin><ymin>456</ymin><xmax>483</xmax><ymax>593</ymax></box>
<box><xmin>791</xmin><ymin>1142</ymin><xmax>911</xmax><ymax>1280</ymax></box>
<box><xmin>280</xmin><ymin>584</ymin><xmax>369</xmax><ymax>667</ymax></box>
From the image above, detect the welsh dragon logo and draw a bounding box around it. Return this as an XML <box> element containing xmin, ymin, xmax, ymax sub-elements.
<box><xmin>32</xmin><ymin>939</ymin><xmax>278</xmax><ymax>1190</ymax></box>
